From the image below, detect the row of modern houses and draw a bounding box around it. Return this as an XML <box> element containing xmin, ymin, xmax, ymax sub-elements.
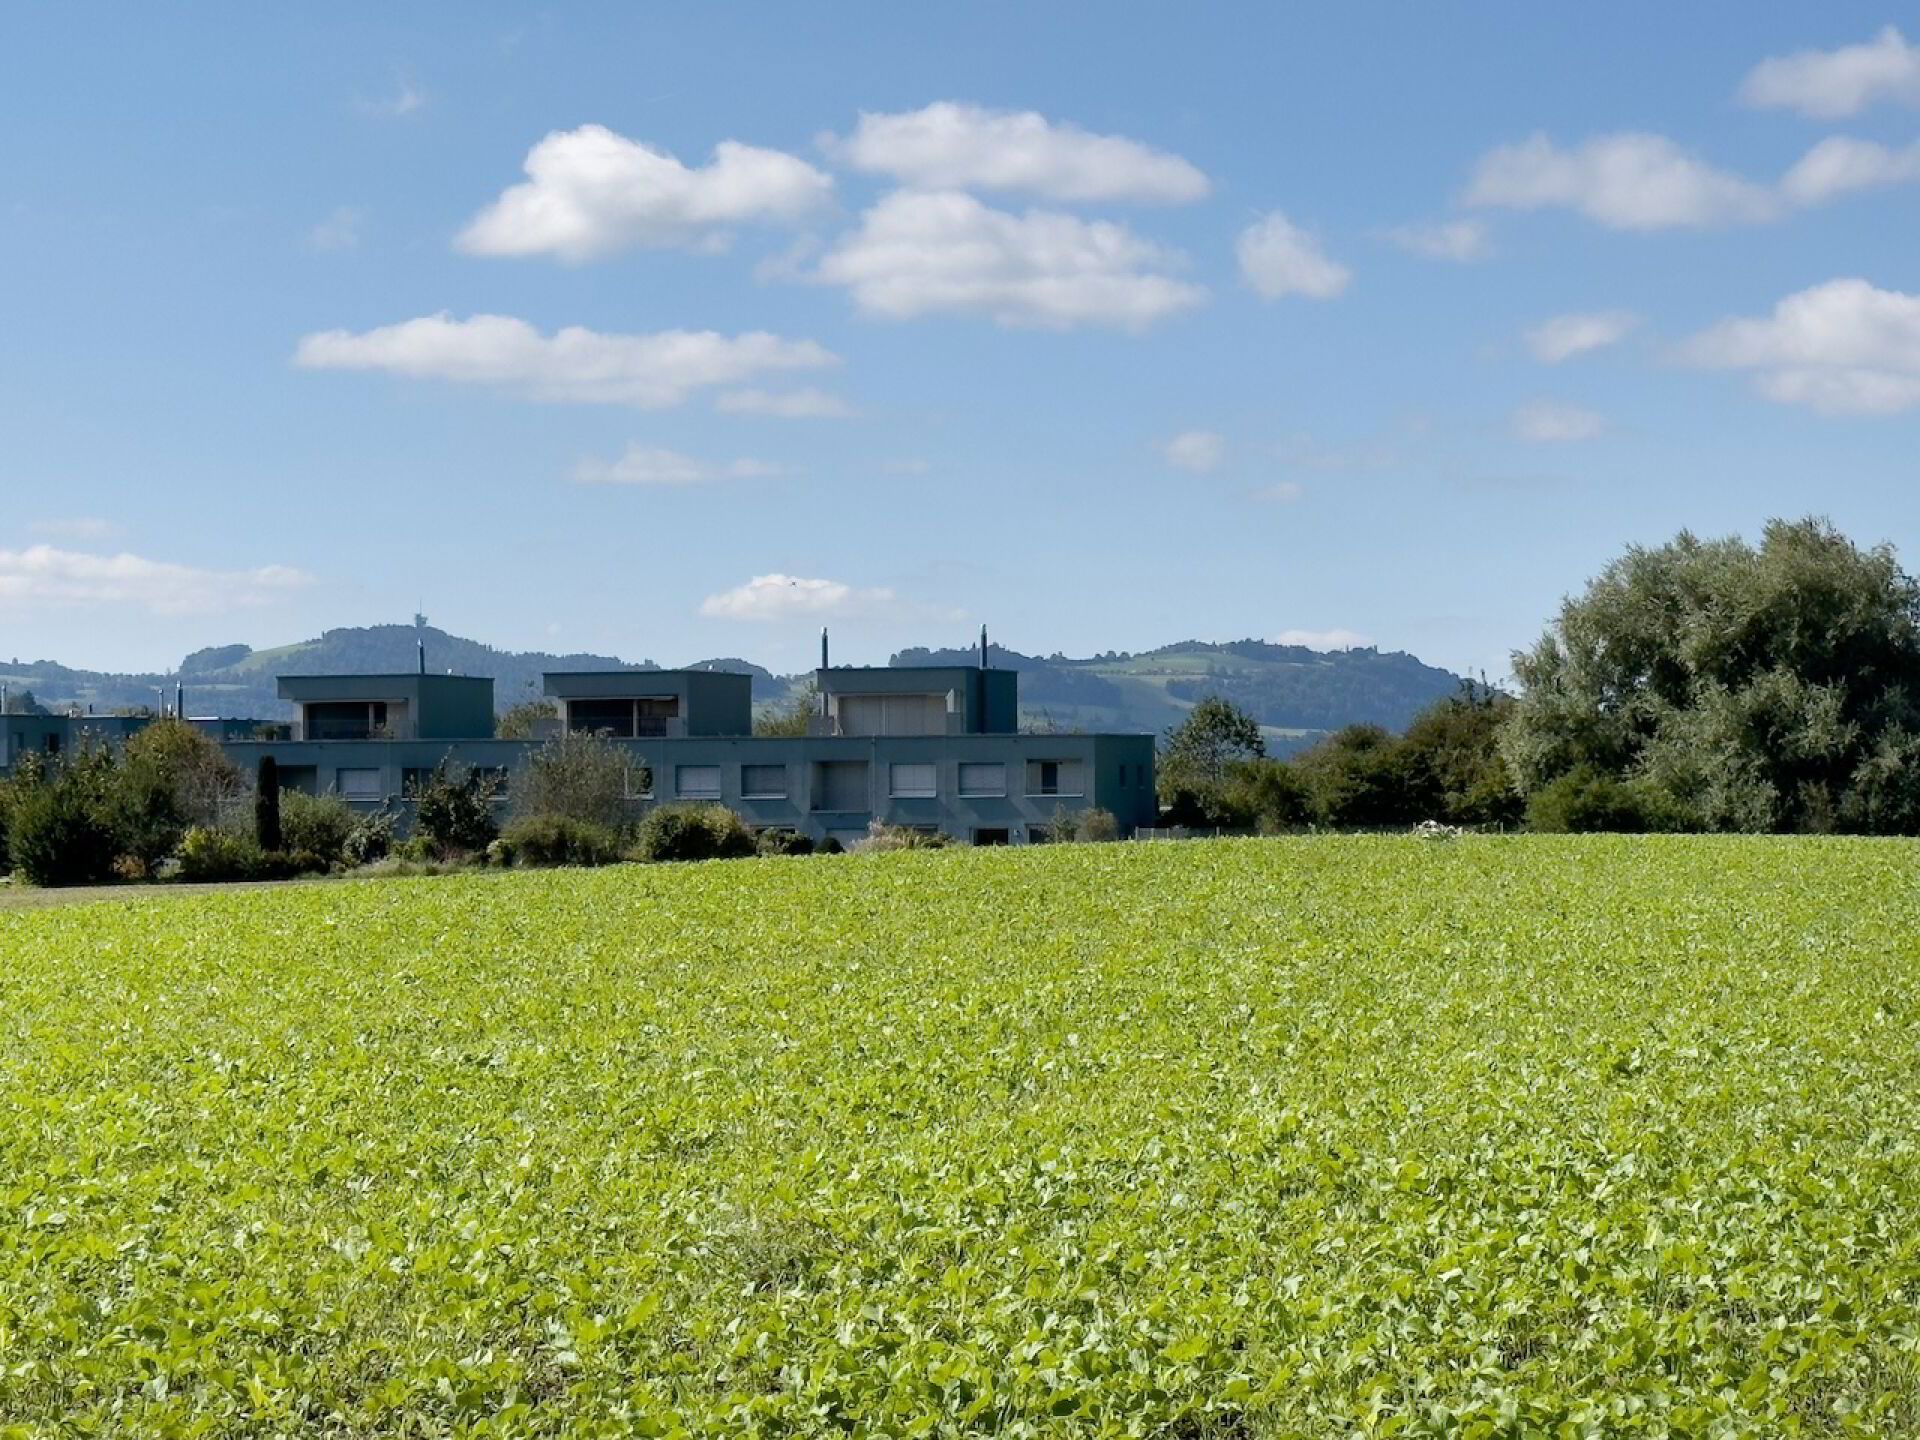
<box><xmin>0</xmin><ymin>643</ymin><xmax>1158</xmax><ymax>846</ymax></box>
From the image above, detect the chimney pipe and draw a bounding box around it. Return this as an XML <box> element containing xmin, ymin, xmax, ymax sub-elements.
<box><xmin>820</xmin><ymin>626</ymin><xmax>829</xmax><ymax>671</ymax></box>
<box><xmin>176</xmin><ymin>681</ymin><xmax>184</xmax><ymax>719</ymax></box>
<box><xmin>418</xmin><ymin>638</ymin><xmax>426</xmax><ymax>675</ymax></box>
<box><xmin>979</xmin><ymin>624</ymin><xmax>988</xmax><ymax>669</ymax></box>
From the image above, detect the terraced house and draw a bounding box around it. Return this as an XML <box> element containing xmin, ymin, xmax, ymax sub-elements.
<box><xmin>7</xmin><ymin>645</ymin><xmax>1158</xmax><ymax>845</ymax></box>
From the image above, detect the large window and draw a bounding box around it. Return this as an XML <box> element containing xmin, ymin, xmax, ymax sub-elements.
<box><xmin>1026</xmin><ymin>759</ymin><xmax>1084</xmax><ymax>797</ymax></box>
<box><xmin>812</xmin><ymin>760</ymin><xmax>869</xmax><ymax>812</ymax></box>
<box><xmin>889</xmin><ymin>762</ymin><xmax>937</xmax><ymax>798</ymax></box>
<box><xmin>740</xmin><ymin>763</ymin><xmax>786</xmax><ymax>799</ymax></box>
<box><xmin>336</xmin><ymin>767</ymin><xmax>383</xmax><ymax>800</ymax></box>
<box><xmin>957</xmin><ymin>761</ymin><xmax>1005</xmax><ymax>797</ymax></box>
<box><xmin>568</xmin><ymin>696</ymin><xmax>678</xmax><ymax>738</ymax></box>
<box><xmin>676</xmin><ymin>764</ymin><xmax>722</xmax><ymax>800</ymax></box>
<box><xmin>307</xmin><ymin>700</ymin><xmax>389</xmax><ymax>741</ymax></box>
<box><xmin>834</xmin><ymin>692</ymin><xmax>949</xmax><ymax>736</ymax></box>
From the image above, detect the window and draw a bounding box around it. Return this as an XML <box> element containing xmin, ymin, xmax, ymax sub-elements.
<box><xmin>44</xmin><ymin>733</ymin><xmax>60</xmax><ymax>756</ymax></box>
<box><xmin>625</xmin><ymin>764</ymin><xmax>654</xmax><ymax>800</ymax></box>
<box><xmin>1026</xmin><ymin>759</ymin><xmax>1084</xmax><ymax>797</ymax></box>
<box><xmin>958</xmin><ymin>761</ymin><xmax>1005</xmax><ymax>797</ymax></box>
<box><xmin>336</xmin><ymin>767</ymin><xmax>382</xmax><ymax>800</ymax></box>
<box><xmin>306</xmin><ymin>701</ymin><xmax>392</xmax><ymax>742</ymax></box>
<box><xmin>973</xmin><ymin>827</ymin><xmax>1011</xmax><ymax>846</ymax></box>
<box><xmin>740</xmin><ymin>763</ymin><xmax>786</xmax><ymax>798</ymax></box>
<box><xmin>889</xmin><ymin>762</ymin><xmax>937</xmax><ymax>798</ymax></box>
<box><xmin>676</xmin><ymin>764</ymin><xmax>721</xmax><ymax>800</ymax></box>
<box><xmin>834</xmin><ymin>692</ymin><xmax>948</xmax><ymax>736</ymax></box>
<box><xmin>812</xmin><ymin>760</ymin><xmax>869</xmax><ymax>812</ymax></box>
<box><xmin>569</xmin><ymin>696</ymin><xmax>679</xmax><ymax>738</ymax></box>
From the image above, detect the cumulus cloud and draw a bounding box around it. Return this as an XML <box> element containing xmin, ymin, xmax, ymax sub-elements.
<box><xmin>699</xmin><ymin>573</ymin><xmax>898</xmax><ymax>622</ymax></box>
<box><xmin>293</xmin><ymin>313</ymin><xmax>837</xmax><ymax>408</ymax></box>
<box><xmin>1384</xmin><ymin>218</ymin><xmax>1492</xmax><ymax>262</ymax></box>
<box><xmin>1525</xmin><ymin>310</ymin><xmax>1641</xmax><ymax>363</ymax></box>
<box><xmin>1162</xmin><ymin>430</ymin><xmax>1226</xmax><ymax>472</ymax></box>
<box><xmin>1272</xmin><ymin>627</ymin><xmax>1370</xmax><ymax>650</ymax></box>
<box><xmin>1673</xmin><ymin>277</ymin><xmax>1920</xmax><ymax>415</ymax></box>
<box><xmin>1465</xmin><ymin>132</ymin><xmax>1779</xmax><ymax>230</ymax></box>
<box><xmin>1740</xmin><ymin>26</ymin><xmax>1920</xmax><ymax>117</ymax></box>
<box><xmin>1236</xmin><ymin>212</ymin><xmax>1350</xmax><ymax>299</ymax></box>
<box><xmin>0</xmin><ymin>545</ymin><xmax>311</xmax><ymax>615</ymax></box>
<box><xmin>573</xmin><ymin>446</ymin><xmax>781</xmax><ymax>486</ymax></box>
<box><xmin>458</xmin><ymin>124</ymin><xmax>833</xmax><ymax>261</ymax></box>
<box><xmin>826</xmin><ymin>101</ymin><xmax>1209</xmax><ymax>203</ymax></box>
<box><xmin>1779</xmin><ymin>135</ymin><xmax>1920</xmax><ymax>205</ymax></box>
<box><xmin>714</xmin><ymin>386</ymin><xmax>853</xmax><ymax>418</ymax></box>
<box><xmin>1511</xmin><ymin>400</ymin><xmax>1606</xmax><ymax>442</ymax></box>
<box><xmin>815</xmin><ymin>189</ymin><xmax>1205</xmax><ymax>330</ymax></box>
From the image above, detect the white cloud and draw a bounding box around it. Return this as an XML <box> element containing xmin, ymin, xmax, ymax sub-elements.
<box><xmin>27</xmin><ymin>517</ymin><xmax>115</xmax><ymax>541</ymax></box>
<box><xmin>573</xmin><ymin>446</ymin><xmax>781</xmax><ymax>486</ymax></box>
<box><xmin>1163</xmin><ymin>430</ymin><xmax>1226</xmax><ymax>472</ymax></box>
<box><xmin>1525</xmin><ymin>310</ymin><xmax>1641</xmax><ymax>363</ymax></box>
<box><xmin>1253</xmin><ymin>481</ymin><xmax>1306</xmax><ymax>503</ymax></box>
<box><xmin>293</xmin><ymin>313</ymin><xmax>837</xmax><ymax>408</ymax></box>
<box><xmin>1511</xmin><ymin>400</ymin><xmax>1606</xmax><ymax>442</ymax></box>
<box><xmin>699</xmin><ymin>573</ymin><xmax>897</xmax><ymax>622</ymax></box>
<box><xmin>1465</xmin><ymin>132</ymin><xmax>1778</xmax><ymax>230</ymax></box>
<box><xmin>1384</xmin><ymin>218</ymin><xmax>1492</xmax><ymax>262</ymax></box>
<box><xmin>714</xmin><ymin>386</ymin><xmax>853</xmax><ymax>418</ymax></box>
<box><xmin>1236</xmin><ymin>212</ymin><xmax>1350</xmax><ymax>299</ymax></box>
<box><xmin>0</xmin><ymin>545</ymin><xmax>311</xmax><ymax>615</ymax></box>
<box><xmin>826</xmin><ymin>101</ymin><xmax>1209</xmax><ymax>203</ymax></box>
<box><xmin>458</xmin><ymin>124</ymin><xmax>833</xmax><ymax>261</ymax></box>
<box><xmin>1740</xmin><ymin>26</ymin><xmax>1920</xmax><ymax>117</ymax></box>
<box><xmin>308</xmin><ymin>205</ymin><xmax>365</xmax><ymax>252</ymax></box>
<box><xmin>1779</xmin><ymin>135</ymin><xmax>1920</xmax><ymax>205</ymax></box>
<box><xmin>355</xmin><ymin>77</ymin><xmax>426</xmax><ymax>119</ymax></box>
<box><xmin>1673</xmin><ymin>277</ymin><xmax>1920</xmax><ymax>415</ymax></box>
<box><xmin>1272</xmin><ymin>627</ymin><xmax>1370</xmax><ymax>650</ymax></box>
<box><xmin>815</xmin><ymin>189</ymin><xmax>1205</xmax><ymax>330</ymax></box>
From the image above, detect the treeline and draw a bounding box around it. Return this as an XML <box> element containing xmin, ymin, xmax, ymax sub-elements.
<box><xmin>1161</xmin><ymin>518</ymin><xmax>1920</xmax><ymax>835</ymax></box>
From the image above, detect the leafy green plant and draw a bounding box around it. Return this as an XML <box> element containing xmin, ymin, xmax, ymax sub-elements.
<box><xmin>410</xmin><ymin>761</ymin><xmax>500</xmax><ymax>859</ymax></box>
<box><xmin>497</xmin><ymin>814</ymin><xmax>623</xmax><ymax>868</ymax></box>
<box><xmin>279</xmin><ymin>790</ymin><xmax>357</xmax><ymax>868</ymax></box>
<box><xmin>628</xmin><ymin>803</ymin><xmax>756</xmax><ymax>862</ymax></box>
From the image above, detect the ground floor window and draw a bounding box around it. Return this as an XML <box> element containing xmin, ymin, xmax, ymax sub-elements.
<box><xmin>336</xmin><ymin>767</ymin><xmax>382</xmax><ymax>800</ymax></box>
<box><xmin>1026</xmin><ymin>759</ymin><xmax>1084</xmax><ymax>797</ymax></box>
<box><xmin>624</xmin><ymin>764</ymin><xmax>654</xmax><ymax>800</ymax></box>
<box><xmin>676</xmin><ymin>764</ymin><xmax>722</xmax><ymax>800</ymax></box>
<box><xmin>958</xmin><ymin>761</ymin><xmax>1005</xmax><ymax>796</ymax></box>
<box><xmin>740</xmin><ymin>763</ymin><xmax>786</xmax><ymax>798</ymax></box>
<box><xmin>889</xmin><ymin>762</ymin><xmax>937</xmax><ymax>798</ymax></box>
<box><xmin>973</xmin><ymin>827</ymin><xmax>1011</xmax><ymax>846</ymax></box>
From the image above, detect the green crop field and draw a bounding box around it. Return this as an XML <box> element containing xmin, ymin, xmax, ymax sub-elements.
<box><xmin>4</xmin><ymin>838</ymin><xmax>1920</xmax><ymax>1436</ymax></box>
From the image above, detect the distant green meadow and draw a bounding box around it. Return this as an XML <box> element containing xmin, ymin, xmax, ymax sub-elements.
<box><xmin>4</xmin><ymin>838</ymin><xmax>1920</xmax><ymax>1436</ymax></box>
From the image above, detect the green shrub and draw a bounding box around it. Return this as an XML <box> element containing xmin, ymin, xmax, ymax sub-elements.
<box><xmin>1076</xmin><ymin>807</ymin><xmax>1120</xmax><ymax>842</ymax></box>
<box><xmin>498</xmin><ymin>814</ymin><xmax>623</xmax><ymax>868</ymax></box>
<box><xmin>1525</xmin><ymin>767</ymin><xmax>1695</xmax><ymax>833</ymax></box>
<box><xmin>411</xmin><ymin>763</ymin><xmax>500</xmax><ymax>859</ymax></box>
<box><xmin>280</xmin><ymin>791</ymin><xmax>357</xmax><ymax>868</ymax></box>
<box><xmin>629</xmin><ymin>805</ymin><xmax>756</xmax><ymax>862</ymax></box>
<box><xmin>7</xmin><ymin>751</ymin><xmax>122</xmax><ymax>888</ymax></box>
<box><xmin>514</xmin><ymin>731</ymin><xmax>630</xmax><ymax>830</ymax></box>
<box><xmin>343</xmin><ymin>810</ymin><xmax>395</xmax><ymax>867</ymax></box>
<box><xmin>754</xmin><ymin>828</ymin><xmax>815</xmax><ymax>857</ymax></box>
<box><xmin>176</xmin><ymin>826</ymin><xmax>267</xmax><ymax>883</ymax></box>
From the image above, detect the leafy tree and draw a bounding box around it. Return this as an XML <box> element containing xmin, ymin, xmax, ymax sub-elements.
<box><xmin>2</xmin><ymin>688</ymin><xmax>49</xmax><ymax>716</ymax></box>
<box><xmin>1219</xmin><ymin>759</ymin><xmax>1313</xmax><ymax>831</ymax></box>
<box><xmin>754</xmin><ymin>681</ymin><xmax>819</xmax><ymax>737</ymax></box>
<box><xmin>513</xmin><ymin>730</ymin><xmax>629</xmax><ymax>830</ymax></box>
<box><xmin>1397</xmin><ymin>680</ymin><xmax>1523</xmax><ymax>827</ymax></box>
<box><xmin>1291</xmin><ymin>724</ymin><xmax>1428</xmax><ymax>829</ymax></box>
<box><xmin>411</xmin><ymin>761</ymin><xmax>500</xmax><ymax>859</ymax></box>
<box><xmin>124</xmin><ymin>718</ymin><xmax>243</xmax><ymax>829</ymax></box>
<box><xmin>1158</xmin><ymin>697</ymin><xmax>1265</xmax><ymax>821</ymax></box>
<box><xmin>497</xmin><ymin>699</ymin><xmax>558</xmax><ymax>740</ymax></box>
<box><xmin>8</xmin><ymin>744</ymin><xmax>122</xmax><ymax>886</ymax></box>
<box><xmin>1504</xmin><ymin>518</ymin><xmax>1920</xmax><ymax>832</ymax></box>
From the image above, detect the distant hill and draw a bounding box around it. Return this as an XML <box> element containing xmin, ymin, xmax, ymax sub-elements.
<box><xmin>5</xmin><ymin>626</ymin><xmax>1469</xmax><ymax>747</ymax></box>
<box><xmin>891</xmin><ymin>639</ymin><xmax>1467</xmax><ymax>752</ymax></box>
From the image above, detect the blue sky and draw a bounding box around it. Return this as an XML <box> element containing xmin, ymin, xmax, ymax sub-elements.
<box><xmin>5</xmin><ymin>5</ymin><xmax>1920</xmax><ymax>680</ymax></box>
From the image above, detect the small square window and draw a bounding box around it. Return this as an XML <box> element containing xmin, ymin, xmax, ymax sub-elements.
<box><xmin>337</xmin><ymin>767</ymin><xmax>382</xmax><ymax>800</ymax></box>
<box><xmin>958</xmin><ymin>761</ymin><xmax>1005</xmax><ymax>797</ymax></box>
<box><xmin>741</xmin><ymin>763</ymin><xmax>786</xmax><ymax>798</ymax></box>
<box><xmin>676</xmin><ymin>764</ymin><xmax>722</xmax><ymax>800</ymax></box>
<box><xmin>889</xmin><ymin>762</ymin><xmax>937</xmax><ymax>798</ymax></box>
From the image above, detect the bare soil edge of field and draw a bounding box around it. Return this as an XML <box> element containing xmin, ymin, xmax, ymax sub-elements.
<box><xmin>0</xmin><ymin>875</ymin><xmax>336</xmax><ymax>913</ymax></box>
